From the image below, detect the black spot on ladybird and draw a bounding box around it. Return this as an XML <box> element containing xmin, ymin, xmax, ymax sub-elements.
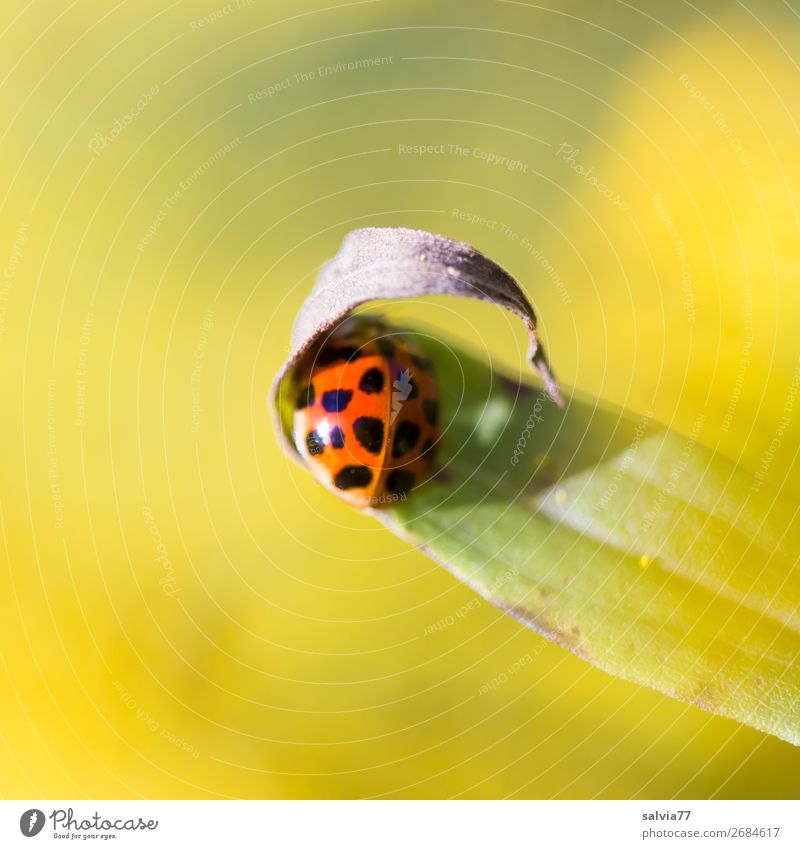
<box><xmin>407</xmin><ymin>376</ymin><xmax>419</xmax><ymax>399</ymax></box>
<box><xmin>359</xmin><ymin>367</ymin><xmax>384</xmax><ymax>394</ymax></box>
<box><xmin>295</xmin><ymin>382</ymin><xmax>315</xmax><ymax>409</ymax></box>
<box><xmin>353</xmin><ymin>416</ymin><xmax>384</xmax><ymax>454</ymax></box>
<box><xmin>334</xmin><ymin>465</ymin><xmax>373</xmax><ymax>490</ymax></box>
<box><xmin>317</xmin><ymin>346</ymin><xmax>361</xmax><ymax>365</ymax></box>
<box><xmin>321</xmin><ymin>389</ymin><xmax>353</xmax><ymax>413</ymax></box>
<box><xmin>329</xmin><ymin>426</ymin><xmax>345</xmax><ymax>449</ymax></box>
<box><xmin>376</xmin><ymin>339</ymin><xmax>395</xmax><ymax>358</ymax></box>
<box><xmin>386</xmin><ymin>469</ymin><xmax>415</xmax><ymax>495</ymax></box>
<box><xmin>423</xmin><ymin>399</ymin><xmax>439</xmax><ymax>426</ymax></box>
<box><xmin>306</xmin><ymin>430</ymin><xmax>324</xmax><ymax>456</ymax></box>
<box><xmin>392</xmin><ymin>420</ymin><xmax>420</xmax><ymax>458</ymax></box>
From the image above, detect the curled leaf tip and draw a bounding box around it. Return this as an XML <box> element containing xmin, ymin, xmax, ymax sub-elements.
<box><xmin>272</xmin><ymin>226</ymin><xmax>563</xmax><ymax>460</ymax></box>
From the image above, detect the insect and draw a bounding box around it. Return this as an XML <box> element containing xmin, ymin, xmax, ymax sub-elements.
<box><xmin>292</xmin><ymin>316</ymin><xmax>440</xmax><ymax>508</ymax></box>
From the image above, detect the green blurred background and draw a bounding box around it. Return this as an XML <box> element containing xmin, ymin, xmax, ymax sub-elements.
<box><xmin>2</xmin><ymin>0</ymin><xmax>800</xmax><ymax>798</ymax></box>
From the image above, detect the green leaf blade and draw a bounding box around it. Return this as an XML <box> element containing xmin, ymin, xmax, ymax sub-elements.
<box><xmin>384</xmin><ymin>338</ymin><xmax>800</xmax><ymax>746</ymax></box>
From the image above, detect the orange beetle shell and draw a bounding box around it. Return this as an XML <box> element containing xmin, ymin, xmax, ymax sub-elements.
<box><xmin>292</xmin><ymin>321</ymin><xmax>440</xmax><ymax>508</ymax></box>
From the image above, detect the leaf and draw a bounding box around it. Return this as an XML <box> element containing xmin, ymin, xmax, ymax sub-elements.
<box><xmin>378</xmin><ymin>336</ymin><xmax>800</xmax><ymax>746</ymax></box>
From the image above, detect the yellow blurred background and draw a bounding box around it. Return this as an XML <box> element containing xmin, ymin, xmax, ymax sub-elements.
<box><xmin>1</xmin><ymin>0</ymin><xmax>800</xmax><ymax>798</ymax></box>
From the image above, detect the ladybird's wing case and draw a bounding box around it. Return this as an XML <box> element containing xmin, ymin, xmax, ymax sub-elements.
<box><xmin>374</xmin><ymin>339</ymin><xmax>441</xmax><ymax>499</ymax></box>
<box><xmin>292</xmin><ymin>332</ymin><xmax>393</xmax><ymax>508</ymax></box>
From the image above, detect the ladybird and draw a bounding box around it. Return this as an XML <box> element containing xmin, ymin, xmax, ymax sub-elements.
<box><xmin>292</xmin><ymin>317</ymin><xmax>441</xmax><ymax>508</ymax></box>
